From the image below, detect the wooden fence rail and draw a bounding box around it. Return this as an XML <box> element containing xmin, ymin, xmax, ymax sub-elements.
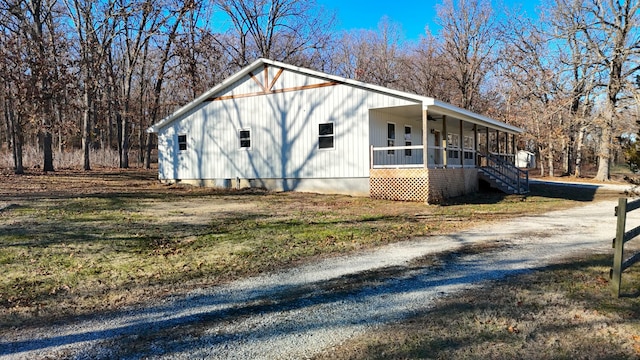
<box><xmin>611</xmin><ymin>197</ymin><xmax>640</xmax><ymax>297</ymax></box>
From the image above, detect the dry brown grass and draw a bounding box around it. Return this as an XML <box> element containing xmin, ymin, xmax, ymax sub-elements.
<box><xmin>0</xmin><ymin>167</ymin><xmax>629</xmax><ymax>339</ymax></box>
<box><xmin>314</xmin><ymin>252</ymin><xmax>640</xmax><ymax>360</ymax></box>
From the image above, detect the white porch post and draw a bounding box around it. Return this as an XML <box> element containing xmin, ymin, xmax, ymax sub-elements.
<box><xmin>473</xmin><ymin>125</ymin><xmax>478</xmax><ymax>166</ymax></box>
<box><xmin>442</xmin><ymin>115</ymin><xmax>448</xmax><ymax>168</ymax></box>
<box><xmin>423</xmin><ymin>108</ymin><xmax>428</xmax><ymax>169</ymax></box>
<box><xmin>512</xmin><ymin>133</ymin><xmax>516</xmax><ymax>164</ymax></box>
<box><xmin>485</xmin><ymin>127</ymin><xmax>490</xmax><ymax>154</ymax></box>
<box><xmin>504</xmin><ymin>132</ymin><xmax>509</xmax><ymax>159</ymax></box>
<box><xmin>459</xmin><ymin>119</ymin><xmax>464</xmax><ymax>167</ymax></box>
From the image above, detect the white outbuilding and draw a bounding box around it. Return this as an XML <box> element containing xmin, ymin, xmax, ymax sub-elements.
<box><xmin>148</xmin><ymin>58</ymin><xmax>526</xmax><ymax>203</ymax></box>
<box><xmin>516</xmin><ymin>150</ymin><xmax>536</xmax><ymax>169</ymax></box>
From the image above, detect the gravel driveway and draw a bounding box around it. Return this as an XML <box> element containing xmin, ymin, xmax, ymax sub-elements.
<box><xmin>1</xmin><ymin>197</ymin><xmax>635</xmax><ymax>359</ymax></box>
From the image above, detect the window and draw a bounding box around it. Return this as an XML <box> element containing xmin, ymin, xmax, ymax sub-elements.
<box><xmin>387</xmin><ymin>123</ymin><xmax>395</xmax><ymax>154</ymax></box>
<box><xmin>178</xmin><ymin>134</ymin><xmax>187</xmax><ymax>151</ymax></box>
<box><xmin>447</xmin><ymin>133</ymin><xmax>459</xmax><ymax>159</ymax></box>
<box><xmin>463</xmin><ymin>135</ymin><xmax>474</xmax><ymax>160</ymax></box>
<box><xmin>464</xmin><ymin>136</ymin><xmax>473</xmax><ymax>149</ymax></box>
<box><xmin>447</xmin><ymin>133</ymin><xmax>460</xmax><ymax>148</ymax></box>
<box><xmin>318</xmin><ymin>123</ymin><xmax>334</xmax><ymax>149</ymax></box>
<box><xmin>404</xmin><ymin>126</ymin><xmax>412</xmax><ymax>156</ymax></box>
<box><xmin>240</xmin><ymin>129</ymin><xmax>251</xmax><ymax>148</ymax></box>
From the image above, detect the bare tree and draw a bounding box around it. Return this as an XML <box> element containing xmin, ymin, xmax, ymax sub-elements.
<box><xmin>143</xmin><ymin>0</ymin><xmax>194</xmax><ymax>168</ymax></box>
<box><xmin>4</xmin><ymin>0</ymin><xmax>62</xmax><ymax>172</ymax></box>
<box><xmin>552</xmin><ymin>0</ymin><xmax>640</xmax><ymax>180</ymax></box>
<box><xmin>548</xmin><ymin>2</ymin><xmax>600</xmax><ymax>177</ymax></box>
<box><xmin>64</xmin><ymin>0</ymin><xmax>119</xmax><ymax>170</ymax></box>
<box><xmin>330</xmin><ymin>18</ymin><xmax>407</xmax><ymax>89</ymax></box>
<box><xmin>113</xmin><ymin>0</ymin><xmax>164</xmax><ymax>169</ymax></box>
<box><xmin>215</xmin><ymin>0</ymin><xmax>334</xmax><ymax>67</ymax></box>
<box><xmin>402</xmin><ymin>32</ymin><xmax>459</xmax><ymax>103</ymax></box>
<box><xmin>499</xmin><ymin>13</ymin><xmax>554</xmax><ymax>175</ymax></box>
<box><xmin>436</xmin><ymin>0</ymin><xmax>498</xmax><ymax>111</ymax></box>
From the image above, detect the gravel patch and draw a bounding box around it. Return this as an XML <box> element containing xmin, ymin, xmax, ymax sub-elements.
<box><xmin>0</xmin><ymin>199</ymin><xmax>635</xmax><ymax>359</ymax></box>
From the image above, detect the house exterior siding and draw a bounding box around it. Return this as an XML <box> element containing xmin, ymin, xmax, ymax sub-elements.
<box><xmin>156</xmin><ymin>64</ymin><xmax>419</xmax><ymax>194</ymax></box>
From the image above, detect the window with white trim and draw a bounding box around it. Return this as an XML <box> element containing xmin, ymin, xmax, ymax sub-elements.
<box><xmin>240</xmin><ymin>129</ymin><xmax>251</xmax><ymax>148</ymax></box>
<box><xmin>447</xmin><ymin>133</ymin><xmax>460</xmax><ymax>159</ymax></box>
<box><xmin>404</xmin><ymin>125</ymin><xmax>412</xmax><ymax>156</ymax></box>
<box><xmin>178</xmin><ymin>134</ymin><xmax>187</xmax><ymax>151</ymax></box>
<box><xmin>387</xmin><ymin>123</ymin><xmax>395</xmax><ymax>155</ymax></box>
<box><xmin>318</xmin><ymin>122</ymin><xmax>334</xmax><ymax>149</ymax></box>
<box><xmin>463</xmin><ymin>135</ymin><xmax>474</xmax><ymax>160</ymax></box>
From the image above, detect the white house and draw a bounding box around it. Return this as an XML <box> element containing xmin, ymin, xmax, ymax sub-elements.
<box><xmin>148</xmin><ymin>58</ymin><xmax>526</xmax><ymax>203</ymax></box>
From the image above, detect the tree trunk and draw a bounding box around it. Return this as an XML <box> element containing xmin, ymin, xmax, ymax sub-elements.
<box><xmin>138</xmin><ymin>125</ymin><xmax>143</xmax><ymax>165</ymax></box>
<box><xmin>595</xmin><ymin>116</ymin><xmax>612</xmax><ymax>181</ymax></box>
<box><xmin>562</xmin><ymin>136</ymin><xmax>571</xmax><ymax>175</ymax></box>
<box><xmin>10</xmin><ymin>109</ymin><xmax>24</xmax><ymax>174</ymax></box>
<box><xmin>574</xmin><ymin>125</ymin><xmax>586</xmax><ymax>178</ymax></box>
<box><xmin>538</xmin><ymin>146</ymin><xmax>545</xmax><ymax>177</ymax></box>
<box><xmin>82</xmin><ymin>84</ymin><xmax>91</xmax><ymax>171</ymax></box>
<box><xmin>42</xmin><ymin>126</ymin><xmax>54</xmax><ymax>172</ymax></box>
<box><xmin>57</xmin><ymin>126</ymin><xmax>62</xmax><ymax>153</ymax></box>
<box><xmin>548</xmin><ymin>140</ymin><xmax>554</xmax><ymax>177</ymax></box>
<box><xmin>14</xmin><ymin>131</ymin><xmax>24</xmax><ymax>175</ymax></box>
<box><xmin>107</xmin><ymin>99</ymin><xmax>114</xmax><ymax>150</ymax></box>
<box><xmin>2</xmin><ymin>95</ymin><xmax>10</xmax><ymax>152</ymax></box>
<box><xmin>144</xmin><ymin>132</ymin><xmax>153</xmax><ymax>169</ymax></box>
<box><xmin>120</xmin><ymin>114</ymin><xmax>129</xmax><ymax>168</ymax></box>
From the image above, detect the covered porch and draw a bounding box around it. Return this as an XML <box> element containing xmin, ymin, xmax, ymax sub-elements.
<box><xmin>368</xmin><ymin>102</ymin><xmax>526</xmax><ymax>203</ymax></box>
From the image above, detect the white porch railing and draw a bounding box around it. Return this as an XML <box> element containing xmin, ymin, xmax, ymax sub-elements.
<box><xmin>370</xmin><ymin>145</ymin><xmax>425</xmax><ymax>169</ymax></box>
<box><xmin>370</xmin><ymin>145</ymin><xmax>476</xmax><ymax>169</ymax></box>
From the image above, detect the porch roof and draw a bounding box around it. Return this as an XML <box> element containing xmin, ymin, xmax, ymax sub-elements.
<box><xmin>370</xmin><ymin>102</ymin><xmax>522</xmax><ymax>135</ymax></box>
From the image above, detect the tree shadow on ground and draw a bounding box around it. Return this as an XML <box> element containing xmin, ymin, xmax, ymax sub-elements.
<box><xmin>316</xmin><ymin>254</ymin><xmax>640</xmax><ymax>360</ymax></box>
<box><xmin>442</xmin><ymin>181</ymin><xmax>608</xmax><ymax>207</ymax></box>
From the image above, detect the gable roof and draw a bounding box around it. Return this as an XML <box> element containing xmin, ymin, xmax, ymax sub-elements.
<box><xmin>147</xmin><ymin>58</ymin><xmax>523</xmax><ymax>134</ymax></box>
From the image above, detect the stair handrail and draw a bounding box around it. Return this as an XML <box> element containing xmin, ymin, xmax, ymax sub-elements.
<box><xmin>478</xmin><ymin>151</ymin><xmax>529</xmax><ymax>193</ymax></box>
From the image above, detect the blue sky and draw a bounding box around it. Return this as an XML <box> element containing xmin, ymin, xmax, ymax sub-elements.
<box><xmin>316</xmin><ymin>0</ymin><xmax>542</xmax><ymax>41</ymax></box>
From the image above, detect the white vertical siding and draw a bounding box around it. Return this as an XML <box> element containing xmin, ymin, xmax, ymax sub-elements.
<box><xmin>157</xmin><ymin>67</ymin><xmax>420</xmax><ymax>183</ymax></box>
<box><xmin>368</xmin><ymin>110</ymin><xmax>424</xmax><ymax>148</ymax></box>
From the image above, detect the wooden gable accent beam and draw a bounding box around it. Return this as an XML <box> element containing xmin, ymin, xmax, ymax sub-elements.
<box><xmin>204</xmin><ymin>66</ymin><xmax>341</xmax><ymax>102</ymax></box>
<box><xmin>249</xmin><ymin>70</ymin><xmax>267</xmax><ymax>92</ymax></box>
<box><xmin>269</xmin><ymin>68</ymin><xmax>284</xmax><ymax>91</ymax></box>
<box><xmin>207</xmin><ymin>81</ymin><xmax>340</xmax><ymax>102</ymax></box>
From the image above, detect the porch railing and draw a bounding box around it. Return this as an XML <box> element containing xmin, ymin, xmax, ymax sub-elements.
<box><xmin>370</xmin><ymin>145</ymin><xmax>424</xmax><ymax>169</ymax></box>
<box><xmin>478</xmin><ymin>151</ymin><xmax>529</xmax><ymax>194</ymax></box>
<box><xmin>370</xmin><ymin>145</ymin><xmax>475</xmax><ymax>169</ymax></box>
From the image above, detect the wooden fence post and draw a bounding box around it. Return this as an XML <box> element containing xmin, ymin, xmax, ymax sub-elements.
<box><xmin>612</xmin><ymin>198</ymin><xmax>627</xmax><ymax>297</ymax></box>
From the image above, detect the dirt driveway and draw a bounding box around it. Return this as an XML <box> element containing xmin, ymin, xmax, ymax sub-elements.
<box><xmin>1</xmin><ymin>196</ymin><xmax>633</xmax><ymax>359</ymax></box>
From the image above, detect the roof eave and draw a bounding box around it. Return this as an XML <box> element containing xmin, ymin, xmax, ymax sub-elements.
<box><xmin>147</xmin><ymin>58</ymin><xmax>268</xmax><ymax>133</ymax></box>
<box><xmin>147</xmin><ymin>58</ymin><xmax>522</xmax><ymax>135</ymax></box>
<box><xmin>424</xmin><ymin>100</ymin><xmax>523</xmax><ymax>134</ymax></box>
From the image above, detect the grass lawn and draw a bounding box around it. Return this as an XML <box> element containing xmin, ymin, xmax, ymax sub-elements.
<box><xmin>0</xmin><ymin>168</ymin><xmax>630</xmax><ymax>339</ymax></box>
<box><xmin>314</xmin><ymin>254</ymin><xmax>640</xmax><ymax>359</ymax></box>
